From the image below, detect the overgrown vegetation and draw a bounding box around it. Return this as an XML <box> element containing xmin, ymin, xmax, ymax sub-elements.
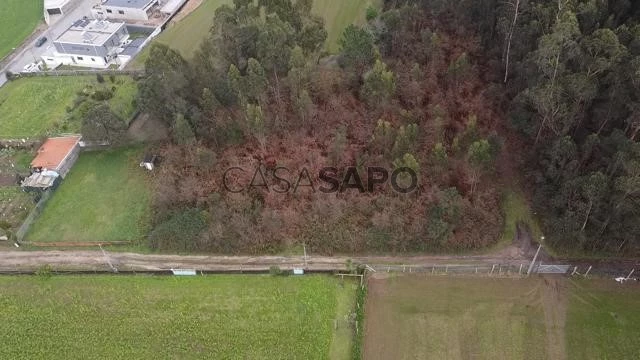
<box><xmin>138</xmin><ymin>0</ymin><xmax>505</xmax><ymax>254</ymax></box>
<box><xmin>421</xmin><ymin>0</ymin><xmax>640</xmax><ymax>255</ymax></box>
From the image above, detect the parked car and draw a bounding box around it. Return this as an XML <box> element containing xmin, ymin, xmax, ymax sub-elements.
<box><xmin>23</xmin><ymin>61</ymin><xmax>43</xmax><ymax>73</ymax></box>
<box><xmin>35</xmin><ymin>37</ymin><xmax>47</xmax><ymax>47</ymax></box>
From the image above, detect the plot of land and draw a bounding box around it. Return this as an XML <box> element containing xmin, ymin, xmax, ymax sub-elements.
<box><xmin>364</xmin><ymin>274</ymin><xmax>640</xmax><ymax>360</ymax></box>
<box><xmin>130</xmin><ymin>0</ymin><xmax>378</xmax><ymax>68</ymax></box>
<box><xmin>363</xmin><ymin>275</ymin><xmax>550</xmax><ymax>360</ymax></box>
<box><xmin>567</xmin><ymin>279</ymin><xmax>640</xmax><ymax>360</ymax></box>
<box><xmin>0</xmin><ymin>1</ymin><xmax>42</xmax><ymax>60</ymax></box>
<box><xmin>0</xmin><ymin>274</ymin><xmax>357</xmax><ymax>359</ymax></box>
<box><xmin>0</xmin><ymin>148</ymin><xmax>37</xmax><ymax>241</ymax></box>
<box><xmin>26</xmin><ymin>147</ymin><xmax>151</xmax><ymax>243</ymax></box>
<box><xmin>0</xmin><ymin>76</ymin><xmax>137</xmax><ymax>138</ymax></box>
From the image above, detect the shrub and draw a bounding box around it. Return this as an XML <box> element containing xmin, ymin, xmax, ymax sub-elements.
<box><xmin>149</xmin><ymin>208</ymin><xmax>207</xmax><ymax>251</ymax></box>
<box><xmin>96</xmin><ymin>74</ymin><xmax>105</xmax><ymax>83</ymax></box>
<box><xmin>269</xmin><ymin>265</ymin><xmax>282</xmax><ymax>276</ymax></box>
<box><xmin>366</xmin><ymin>6</ymin><xmax>379</xmax><ymax>21</ymax></box>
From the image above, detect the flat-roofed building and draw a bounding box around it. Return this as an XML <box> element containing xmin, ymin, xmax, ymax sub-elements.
<box><xmin>91</xmin><ymin>0</ymin><xmax>159</xmax><ymax>21</ymax></box>
<box><xmin>45</xmin><ymin>18</ymin><xmax>129</xmax><ymax>68</ymax></box>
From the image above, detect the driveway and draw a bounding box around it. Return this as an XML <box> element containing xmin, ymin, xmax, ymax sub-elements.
<box><xmin>0</xmin><ymin>0</ymin><xmax>101</xmax><ymax>87</ymax></box>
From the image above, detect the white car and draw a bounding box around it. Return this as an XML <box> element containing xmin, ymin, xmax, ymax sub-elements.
<box><xmin>23</xmin><ymin>61</ymin><xmax>44</xmax><ymax>73</ymax></box>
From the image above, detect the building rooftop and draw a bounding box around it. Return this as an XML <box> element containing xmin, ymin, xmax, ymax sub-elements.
<box><xmin>120</xmin><ymin>37</ymin><xmax>145</xmax><ymax>56</ymax></box>
<box><xmin>56</xmin><ymin>19</ymin><xmax>125</xmax><ymax>46</ymax></box>
<box><xmin>102</xmin><ymin>0</ymin><xmax>156</xmax><ymax>9</ymax></box>
<box><xmin>31</xmin><ymin>136</ymin><xmax>81</xmax><ymax>170</ymax></box>
<box><xmin>21</xmin><ymin>171</ymin><xmax>60</xmax><ymax>189</ymax></box>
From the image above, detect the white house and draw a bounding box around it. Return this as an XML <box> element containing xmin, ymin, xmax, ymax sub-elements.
<box><xmin>42</xmin><ymin>18</ymin><xmax>129</xmax><ymax>69</ymax></box>
<box><xmin>44</xmin><ymin>0</ymin><xmax>84</xmax><ymax>25</ymax></box>
<box><xmin>91</xmin><ymin>0</ymin><xmax>159</xmax><ymax>21</ymax></box>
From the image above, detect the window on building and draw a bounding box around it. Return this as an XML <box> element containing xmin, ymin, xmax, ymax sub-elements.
<box><xmin>47</xmin><ymin>8</ymin><xmax>62</xmax><ymax>15</ymax></box>
<box><xmin>77</xmin><ymin>56</ymin><xmax>84</xmax><ymax>61</ymax></box>
<box><xmin>106</xmin><ymin>9</ymin><xmax>112</xmax><ymax>13</ymax></box>
<box><xmin>118</xmin><ymin>10</ymin><xmax>125</xmax><ymax>14</ymax></box>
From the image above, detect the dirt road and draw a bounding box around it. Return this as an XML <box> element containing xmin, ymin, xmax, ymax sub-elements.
<box><xmin>0</xmin><ymin>250</ymin><xmax>530</xmax><ymax>273</ymax></box>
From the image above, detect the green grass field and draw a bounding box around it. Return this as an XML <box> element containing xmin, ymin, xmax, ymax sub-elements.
<box><xmin>0</xmin><ymin>1</ymin><xmax>42</xmax><ymax>60</ymax></box>
<box><xmin>130</xmin><ymin>0</ymin><xmax>232</xmax><ymax>67</ymax></box>
<box><xmin>364</xmin><ymin>275</ymin><xmax>548</xmax><ymax>359</ymax></box>
<box><xmin>312</xmin><ymin>0</ymin><xmax>379</xmax><ymax>52</ymax></box>
<box><xmin>0</xmin><ymin>274</ymin><xmax>358</xmax><ymax>359</ymax></box>
<box><xmin>567</xmin><ymin>279</ymin><xmax>640</xmax><ymax>360</ymax></box>
<box><xmin>0</xmin><ymin>76</ymin><xmax>137</xmax><ymax>138</ymax></box>
<box><xmin>26</xmin><ymin>147</ymin><xmax>151</xmax><ymax>243</ymax></box>
<box><xmin>130</xmin><ymin>0</ymin><xmax>378</xmax><ymax>68</ymax></box>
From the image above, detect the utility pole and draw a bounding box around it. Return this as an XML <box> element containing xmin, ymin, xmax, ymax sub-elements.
<box><xmin>303</xmin><ymin>243</ymin><xmax>307</xmax><ymax>268</ymax></box>
<box><xmin>527</xmin><ymin>244</ymin><xmax>542</xmax><ymax>276</ymax></box>
<box><xmin>99</xmin><ymin>244</ymin><xmax>118</xmax><ymax>273</ymax></box>
<box><xmin>626</xmin><ymin>269</ymin><xmax>635</xmax><ymax>280</ymax></box>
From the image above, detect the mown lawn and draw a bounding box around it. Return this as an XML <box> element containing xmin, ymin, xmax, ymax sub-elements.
<box><xmin>0</xmin><ymin>275</ymin><xmax>357</xmax><ymax>360</ymax></box>
<box><xmin>0</xmin><ymin>1</ymin><xmax>42</xmax><ymax>60</ymax></box>
<box><xmin>26</xmin><ymin>147</ymin><xmax>151</xmax><ymax>243</ymax></box>
<box><xmin>0</xmin><ymin>76</ymin><xmax>138</xmax><ymax>138</ymax></box>
<box><xmin>130</xmin><ymin>0</ymin><xmax>379</xmax><ymax>68</ymax></box>
<box><xmin>567</xmin><ymin>279</ymin><xmax>640</xmax><ymax>360</ymax></box>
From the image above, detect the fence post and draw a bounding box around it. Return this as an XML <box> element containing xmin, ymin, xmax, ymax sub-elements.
<box><xmin>626</xmin><ymin>269</ymin><xmax>635</xmax><ymax>280</ymax></box>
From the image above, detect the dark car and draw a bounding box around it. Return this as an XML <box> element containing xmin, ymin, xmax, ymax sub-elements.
<box><xmin>35</xmin><ymin>37</ymin><xmax>47</xmax><ymax>47</ymax></box>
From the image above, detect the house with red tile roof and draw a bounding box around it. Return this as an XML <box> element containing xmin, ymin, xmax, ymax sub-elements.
<box><xmin>30</xmin><ymin>135</ymin><xmax>82</xmax><ymax>178</ymax></box>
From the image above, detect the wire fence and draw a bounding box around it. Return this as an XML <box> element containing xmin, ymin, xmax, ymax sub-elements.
<box><xmin>15</xmin><ymin>69</ymin><xmax>145</xmax><ymax>78</ymax></box>
<box><xmin>15</xmin><ymin>190</ymin><xmax>52</xmax><ymax>242</ymax></box>
<box><xmin>365</xmin><ymin>262</ymin><xmax>637</xmax><ymax>279</ymax></box>
<box><xmin>367</xmin><ymin>263</ymin><xmax>531</xmax><ymax>276</ymax></box>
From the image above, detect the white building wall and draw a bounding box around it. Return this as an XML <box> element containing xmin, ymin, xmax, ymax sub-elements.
<box><xmin>44</xmin><ymin>0</ymin><xmax>83</xmax><ymax>25</ymax></box>
<box><xmin>42</xmin><ymin>53</ymin><xmax>110</xmax><ymax>69</ymax></box>
<box><xmin>91</xmin><ymin>6</ymin><xmax>150</xmax><ymax>21</ymax></box>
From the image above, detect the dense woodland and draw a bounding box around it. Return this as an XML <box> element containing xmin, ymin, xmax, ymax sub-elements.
<box><xmin>136</xmin><ymin>0</ymin><xmax>640</xmax><ymax>256</ymax></box>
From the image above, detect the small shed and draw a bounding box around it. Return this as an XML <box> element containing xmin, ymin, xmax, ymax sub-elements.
<box><xmin>31</xmin><ymin>136</ymin><xmax>82</xmax><ymax>178</ymax></box>
<box><xmin>21</xmin><ymin>170</ymin><xmax>61</xmax><ymax>192</ymax></box>
<box><xmin>140</xmin><ymin>154</ymin><xmax>158</xmax><ymax>171</ymax></box>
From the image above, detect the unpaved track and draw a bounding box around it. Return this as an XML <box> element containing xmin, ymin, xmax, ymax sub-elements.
<box><xmin>0</xmin><ymin>250</ymin><xmax>530</xmax><ymax>272</ymax></box>
<box><xmin>541</xmin><ymin>276</ymin><xmax>568</xmax><ymax>360</ymax></box>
